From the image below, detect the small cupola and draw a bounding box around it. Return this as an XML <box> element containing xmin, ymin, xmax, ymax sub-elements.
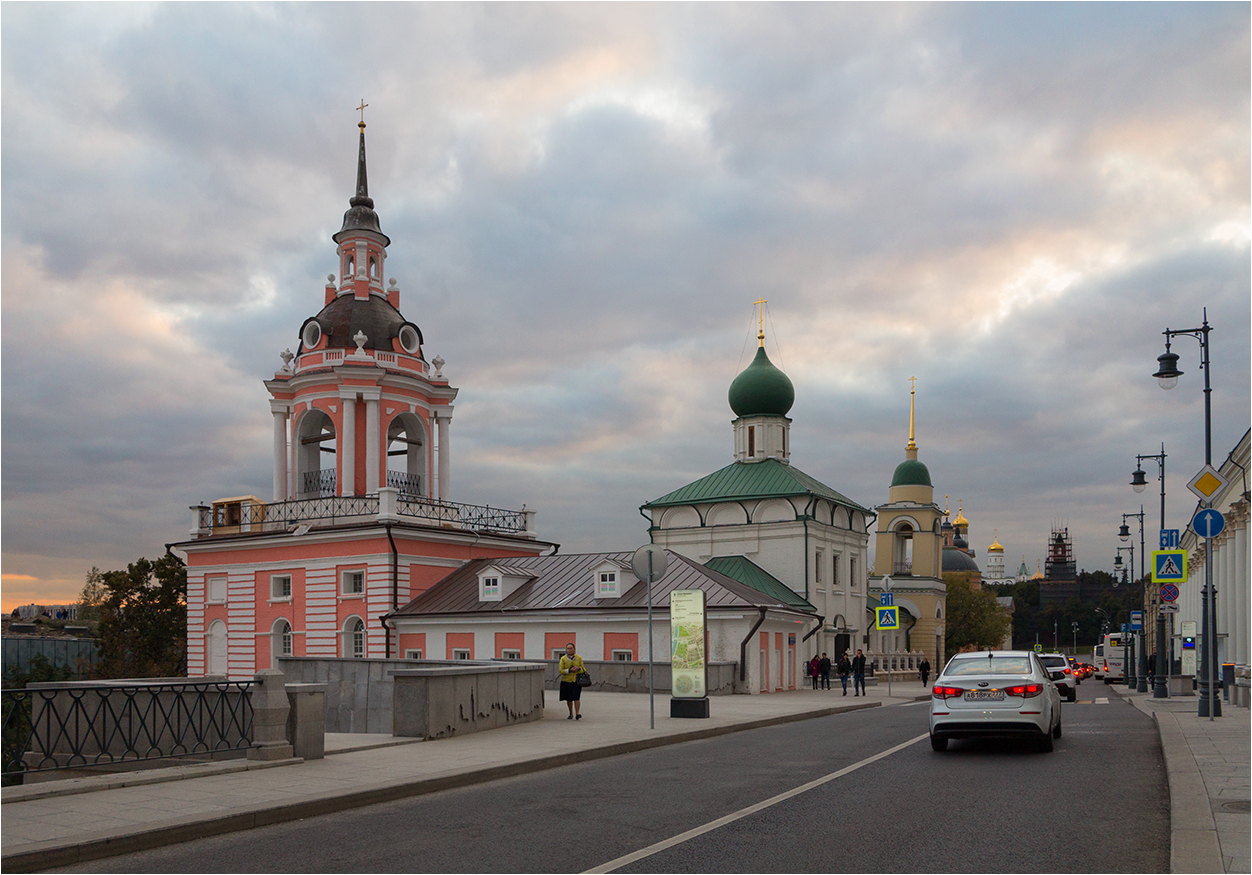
<box><xmin>730</xmin><ymin>305</ymin><xmax>793</xmax><ymax>464</ymax></box>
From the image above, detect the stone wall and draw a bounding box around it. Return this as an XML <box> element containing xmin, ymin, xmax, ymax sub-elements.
<box><xmin>393</xmin><ymin>663</ymin><xmax>545</xmax><ymax>739</ymax></box>
<box><xmin>278</xmin><ymin>657</ymin><xmax>408</xmax><ymax>733</ymax></box>
<box><xmin>536</xmin><ymin>659</ymin><xmax>741</xmax><ymax>695</ymax></box>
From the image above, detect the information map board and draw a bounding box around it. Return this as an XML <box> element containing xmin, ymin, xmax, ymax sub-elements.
<box><xmin>670</xmin><ymin>589</ymin><xmax>708</xmax><ymax>698</ymax></box>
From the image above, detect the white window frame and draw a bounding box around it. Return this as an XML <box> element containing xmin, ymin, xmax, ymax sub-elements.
<box><xmin>815</xmin><ymin>550</ymin><xmax>824</xmax><ymax>588</ymax></box>
<box><xmin>552</xmin><ymin>649</ymin><xmax>567</xmax><ymax>660</ymax></box>
<box><xmin>598</xmin><ymin>571</ymin><xmax>617</xmax><ymax>596</ymax></box>
<box><xmin>272</xmin><ymin>618</ymin><xmax>293</xmax><ymax>665</ymax></box>
<box><xmin>500</xmin><ymin>649</ymin><xmax>522</xmax><ymax>660</ymax></box>
<box><xmin>452</xmin><ymin>648</ymin><xmax>472</xmax><ymax>660</ymax></box>
<box><xmin>482</xmin><ymin>576</ymin><xmax>500</xmax><ymax>600</ymax></box>
<box><xmin>611</xmin><ymin>649</ymin><xmax>633</xmax><ymax>662</ymax></box>
<box><xmin>341</xmin><ymin>569</ymin><xmax>365</xmax><ymax>597</ymax></box>
<box><xmin>207</xmin><ymin>575</ymin><xmax>227</xmax><ymax>605</ymax></box>
<box><xmin>270</xmin><ymin>574</ymin><xmax>292</xmax><ymax>601</ymax></box>
<box><xmin>344</xmin><ymin>617</ymin><xmax>365</xmax><ymax>658</ymax></box>
<box><xmin>405</xmin><ymin>649</ymin><xmax>424</xmax><ymax>659</ymax></box>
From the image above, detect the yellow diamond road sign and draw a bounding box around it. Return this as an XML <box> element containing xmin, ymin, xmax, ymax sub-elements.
<box><xmin>1187</xmin><ymin>465</ymin><xmax>1229</xmax><ymax>504</ymax></box>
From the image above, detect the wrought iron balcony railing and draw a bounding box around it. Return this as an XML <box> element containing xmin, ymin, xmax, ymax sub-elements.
<box><xmin>385</xmin><ymin>471</ymin><xmax>422</xmax><ymax>497</ymax></box>
<box><xmin>893</xmin><ymin>562</ymin><xmax>913</xmax><ymax>576</ymax></box>
<box><xmin>301</xmin><ymin>469</ymin><xmax>336</xmax><ymax>498</ymax></box>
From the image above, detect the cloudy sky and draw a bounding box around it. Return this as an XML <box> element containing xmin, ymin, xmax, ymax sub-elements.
<box><xmin>3</xmin><ymin>2</ymin><xmax>1249</xmax><ymax>610</ymax></box>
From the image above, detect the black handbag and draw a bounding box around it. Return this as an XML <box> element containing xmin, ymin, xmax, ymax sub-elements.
<box><xmin>576</xmin><ymin>669</ymin><xmax>592</xmax><ymax>687</ymax></box>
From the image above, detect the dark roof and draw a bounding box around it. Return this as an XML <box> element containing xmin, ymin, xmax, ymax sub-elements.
<box><xmin>301</xmin><ymin>294</ymin><xmax>421</xmax><ymax>353</ymax></box>
<box><xmin>942</xmin><ymin>547</ymin><xmax>981</xmax><ymax>573</ymax></box>
<box><xmin>728</xmin><ymin>346</ymin><xmax>794</xmax><ymax>417</ymax></box>
<box><xmin>702</xmin><ymin>556</ymin><xmax>815</xmax><ymax>610</ymax></box>
<box><xmin>644</xmin><ymin>458</ymin><xmax>868</xmax><ymax>513</ymax></box>
<box><xmin>392</xmin><ymin>550</ymin><xmax>818</xmax><ymax>617</ymax></box>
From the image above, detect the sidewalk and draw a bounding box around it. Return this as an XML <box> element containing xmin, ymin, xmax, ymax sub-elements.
<box><xmin>1110</xmin><ymin>682</ymin><xmax>1251</xmax><ymax>874</ymax></box>
<box><xmin>1</xmin><ymin>682</ymin><xmax>925</xmax><ymax>872</ymax></box>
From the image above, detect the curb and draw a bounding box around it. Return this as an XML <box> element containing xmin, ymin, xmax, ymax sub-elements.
<box><xmin>1121</xmin><ymin>690</ymin><xmax>1224</xmax><ymax>874</ymax></box>
<box><xmin>2</xmin><ymin>757</ymin><xmax>302</xmax><ymax>805</ymax></box>
<box><xmin>1</xmin><ymin>700</ymin><xmax>881</xmax><ymax>873</ymax></box>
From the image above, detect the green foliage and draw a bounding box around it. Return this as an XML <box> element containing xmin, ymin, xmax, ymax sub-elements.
<box><xmin>985</xmin><ymin>571</ymin><xmax>1146</xmax><ymax>653</ymax></box>
<box><xmin>76</xmin><ymin>567</ymin><xmax>108</xmax><ymax>624</ymax></box>
<box><xmin>93</xmin><ymin>555</ymin><xmax>187</xmax><ymax>679</ymax></box>
<box><xmin>3</xmin><ymin>653</ymin><xmax>73</xmax><ymax>689</ymax></box>
<box><xmin>943</xmin><ymin>573</ymin><xmax>1011</xmax><ymax>661</ymax></box>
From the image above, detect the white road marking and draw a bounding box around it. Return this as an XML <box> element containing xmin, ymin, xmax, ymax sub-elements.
<box><xmin>1095</xmin><ymin>697</ymin><xmax>1109</xmax><ymax>704</ymax></box>
<box><xmin>583</xmin><ymin>732</ymin><xmax>928</xmax><ymax>874</ymax></box>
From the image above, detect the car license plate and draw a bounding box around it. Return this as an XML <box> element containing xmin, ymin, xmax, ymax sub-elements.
<box><xmin>964</xmin><ymin>689</ymin><xmax>1005</xmax><ymax>701</ymax></box>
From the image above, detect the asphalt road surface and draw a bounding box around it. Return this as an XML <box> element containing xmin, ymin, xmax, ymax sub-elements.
<box><xmin>57</xmin><ymin>693</ymin><xmax>1168</xmax><ymax>873</ymax></box>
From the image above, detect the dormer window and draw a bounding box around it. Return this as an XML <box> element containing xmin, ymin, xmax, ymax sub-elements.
<box><xmin>598</xmin><ymin>571</ymin><xmax>617</xmax><ymax>596</ymax></box>
<box><xmin>482</xmin><ymin>576</ymin><xmax>500</xmax><ymax>600</ymax></box>
<box><xmin>477</xmin><ymin>566</ymin><xmax>533</xmax><ymax>602</ymax></box>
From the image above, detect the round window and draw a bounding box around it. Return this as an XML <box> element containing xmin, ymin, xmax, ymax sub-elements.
<box><xmin>398</xmin><ymin>325</ymin><xmax>420</xmax><ymax>354</ymax></box>
<box><xmin>302</xmin><ymin>321</ymin><xmax>322</xmax><ymax>350</ymax></box>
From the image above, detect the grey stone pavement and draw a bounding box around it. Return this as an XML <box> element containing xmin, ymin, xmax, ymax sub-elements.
<box><xmin>1109</xmin><ymin>681</ymin><xmax>1251</xmax><ymax>875</ymax></box>
<box><xmin>1</xmin><ymin>677</ymin><xmax>1246</xmax><ymax>873</ymax></box>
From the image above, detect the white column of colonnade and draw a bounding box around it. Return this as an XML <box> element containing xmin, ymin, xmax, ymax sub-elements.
<box><xmin>437</xmin><ymin>411</ymin><xmax>451</xmax><ymax>501</ymax></box>
<box><xmin>340</xmin><ymin>391</ymin><xmax>356</xmax><ymax>495</ymax></box>
<box><xmin>1235</xmin><ymin>508</ymin><xmax>1249</xmax><ymax>706</ymax></box>
<box><xmin>364</xmin><ymin>389</ymin><xmax>380</xmax><ymax>493</ymax></box>
<box><xmin>271</xmin><ymin>403</ymin><xmax>289</xmax><ymax>501</ymax></box>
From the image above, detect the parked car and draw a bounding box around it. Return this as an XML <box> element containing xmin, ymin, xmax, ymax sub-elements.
<box><xmin>929</xmin><ymin>650</ymin><xmax>1064</xmax><ymax>752</ymax></box>
<box><xmin>1038</xmin><ymin>653</ymin><xmax>1077</xmax><ymax>701</ymax></box>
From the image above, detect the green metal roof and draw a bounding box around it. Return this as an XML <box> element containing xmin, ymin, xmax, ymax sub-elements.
<box><xmin>643</xmin><ymin>458</ymin><xmax>869</xmax><ymax>513</ymax></box>
<box><xmin>891</xmin><ymin>458</ymin><xmax>933</xmax><ymax>487</ymax></box>
<box><xmin>703</xmin><ymin>556</ymin><xmax>816</xmax><ymax>611</ymax></box>
<box><xmin>728</xmin><ymin>346</ymin><xmax>794</xmax><ymax>417</ymax></box>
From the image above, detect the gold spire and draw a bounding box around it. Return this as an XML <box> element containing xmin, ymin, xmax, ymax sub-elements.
<box><xmin>944</xmin><ymin>494</ymin><xmax>950</xmax><ymax>516</ymax></box>
<box><xmin>753</xmin><ymin>298</ymin><xmax>768</xmax><ymax>346</ymax></box>
<box><xmin>906</xmin><ymin>375</ymin><xmax>918</xmax><ymax>451</ymax></box>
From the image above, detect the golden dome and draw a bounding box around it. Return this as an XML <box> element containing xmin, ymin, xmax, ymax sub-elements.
<box><xmin>988</xmin><ymin>529</ymin><xmax>1004</xmax><ymax>553</ymax></box>
<box><xmin>953</xmin><ymin>500</ymin><xmax>969</xmax><ymax>528</ymax></box>
<box><xmin>1030</xmin><ymin>560</ymin><xmax>1044</xmax><ymax>580</ymax></box>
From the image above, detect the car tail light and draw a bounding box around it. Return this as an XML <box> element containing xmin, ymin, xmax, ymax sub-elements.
<box><xmin>932</xmin><ymin>685</ymin><xmax>963</xmax><ymax>699</ymax></box>
<box><xmin>1004</xmin><ymin>684</ymin><xmax>1043</xmax><ymax>698</ymax></box>
<box><xmin>1064</xmin><ymin>668</ymin><xmax>1071</xmax><ymax>674</ymax></box>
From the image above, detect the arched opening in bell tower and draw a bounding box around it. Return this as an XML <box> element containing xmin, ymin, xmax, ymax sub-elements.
<box><xmin>892</xmin><ymin>521</ymin><xmax>914</xmax><ymax>576</ymax></box>
<box><xmin>386</xmin><ymin>413</ymin><xmax>427</xmax><ymax>498</ymax></box>
<box><xmin>296</xmin><ymin>409</ymin><xmax>337</xmax><ymax>498</ymax></box>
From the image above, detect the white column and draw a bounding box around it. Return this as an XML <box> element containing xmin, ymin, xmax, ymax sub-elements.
<box><xmin>1235</xmin><ymin>512</ymin><xmax>1248</xmax><ymax>671</ymax></box>
<box><xmin>270</xmin><ymin>404</ymin><xmax>289</xmax><ymax>501</ymax></box>
<box><xmin>437</xmin><ymin>411</ymin><xmax>451</xmax><ymax>501</ymax></box>
<box><xmin>340</xmin><ymin>392</ymin><xmax>356</xmax><ymax>495</ymax></box>
<box><xmin>364</xmin><ymin>390</ymin><xmax>380</xmax><ymax>493</ymax></box>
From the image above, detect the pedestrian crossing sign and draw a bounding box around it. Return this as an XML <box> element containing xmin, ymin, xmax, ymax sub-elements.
<box><xmin>1151</xmin><ymin>549</ymin><xmax>1187</xmax><ymax>584</ymax></box>
<box><xmin>875</xmin><ymin>606</ymin><xmax>899</xmax><ymax>630</ymax></box>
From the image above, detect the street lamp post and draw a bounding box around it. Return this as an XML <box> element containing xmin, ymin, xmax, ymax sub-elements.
<box><xmin>1072</xmin><ymin>621</ymin><xmax>1079</xmax><ymax>656</ymax></box>
<box><xmin>1119</xmin><ymin>510</ymin><xmax>1145</xmax><ymax>689</ymax></box>
<box><xmin>1153</xmin><ymin>309</ymin><xmax>1220</xmax><ymax>718</ymax></box>
<box><xmin>1134</xmin><ymin>445</ymin><xmax>1170</xmax><ymax>698</ymax></box>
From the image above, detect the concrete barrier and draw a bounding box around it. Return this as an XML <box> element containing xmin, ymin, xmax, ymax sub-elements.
<box><xmin>285</xmin><ymin>683</ymin><xmax>326</xmax><ymax>760</ymax></box>
<box><xmin>392</xmin><ymin>662</ymin><xmax>545</xmax><ymax>739</ymax></box>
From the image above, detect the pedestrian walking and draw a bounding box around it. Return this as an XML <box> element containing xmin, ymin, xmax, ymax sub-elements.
<box><xmin>819</xmin><ymin>652</ymin><xmax>832</xmax><ymax>690</ymax></box>
<box><xmin>852</xmin><ymin>649</ymin><xmax>867</xmax><ymax>696</ymax></box>
<box><xmin>809</xmin><ymin>654</ymin><xmax>821</xmax><ymax>690</ymax></box>
<box><xmin>1146</xmin><ymin>652</ymin><xmax>1156</xmax><ymax>686</ymax></box>
<box><xmin>919</xmin><ymin>656</ymin><xmax>931</xmax><ymax>687</ymax></box>
<box><xmin>558</xmin><ymin>643</ymin><xmax>585</xmax><ymax>720</ymax></box>
<box><xmin>838</xmin><ymin>653</ymin><xmax>852</xmax><ymax>695</ymax></box>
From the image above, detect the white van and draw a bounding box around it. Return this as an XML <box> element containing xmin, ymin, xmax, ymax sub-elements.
<box><xmin>1100</xmin><ymin>633</ymin><xmax>1126</xmax><ymax>684</ymax></box>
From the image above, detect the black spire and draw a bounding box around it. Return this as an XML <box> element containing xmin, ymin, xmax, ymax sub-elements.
<box><xmin>333</xmin><ymin>118</ymin><xmax>389</xmax><ymax>245</ymax></box>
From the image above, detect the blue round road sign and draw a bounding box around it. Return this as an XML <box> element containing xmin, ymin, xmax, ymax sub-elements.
<box><xmin>1192</xmin><ymin>508</ymin><xmax>1226</xmax><ymax>539</ymax></box>
<box><xmin>1160</xmin><ymin>583</ymin><xmax>1179</xmax><ymax>602</ymax></box>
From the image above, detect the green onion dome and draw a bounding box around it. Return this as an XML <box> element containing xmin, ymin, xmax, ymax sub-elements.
<box><xmin>890</xmin><ymin>458</ymin><xmax>932</xmax><ymax>487</ymax></box>
<box><xmin>728</xmin><ymin>347</ymin><xmax>795</xmax><ymax>417</ymax></box>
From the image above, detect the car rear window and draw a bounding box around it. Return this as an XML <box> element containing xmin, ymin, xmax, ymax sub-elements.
<box><xmin>1039</xmin><ymin>656</ymin><xmax>1068</xmax><ymax>667</ymax></box>
<box><xmin>945</xmin><ymin>656</ymin><xmax>1032</xmax><ymax>676</ymax></box>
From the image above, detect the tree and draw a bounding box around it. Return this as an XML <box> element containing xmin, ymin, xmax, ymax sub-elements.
<box><xmin>944</xmin><ymin>573</ymin><xmax>1010</xmax><ymax>661</ymax></box>
<box><xmin>93</xmin><ymin>554</ymin><xmax>187</xmax><ymax>679</ymax></box>
<box><xmin>76</xmin><ymin>567</ymin><xmax>108</xmax><ymax>624</ymax></box>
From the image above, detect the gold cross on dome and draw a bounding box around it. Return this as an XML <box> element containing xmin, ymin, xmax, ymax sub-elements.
<box><xmin>909</xmin><ymin>375</ymin><xmax>917</xmax><ymax>393</ymax></box>
<box><xmin>754</xmin><ymin>298</ymin><xmax>768</xmax><ymax>345</ymax></box>
<box><xmin>357</xmin><ymin>99</ymin><xmax>369</xmax><ymax>125</ymax></box>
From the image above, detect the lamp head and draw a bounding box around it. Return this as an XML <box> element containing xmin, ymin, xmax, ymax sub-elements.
<box><xmin>1153</xmin><ymin>350</ymin><xmax>1181</xmax><ymax>390</ymax></box>
<box><xmin>1114</xmin><ymin>554</ymin><xmax>1123</xmax><ymax>568</ymax></box>
<box><xmin>1131</xmin><ymin>467</ymin><xmax>1148</xmax><ymax>493</ymax></box>
<box><xmin>1118</xmin><ymin>523</ymin><xmax>1131</xmax><ymax>542</ymax></box>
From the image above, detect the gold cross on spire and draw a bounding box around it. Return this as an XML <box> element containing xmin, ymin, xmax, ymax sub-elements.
<box><xmin>357</xmin><ymin>99</ymin><xmax>369</xmax><ymax>129</ymax></box>
<box><xmin>754</xmin><ymin>298</ymin><xmax>768</xmax><ymax>346</ymax></box>
<box><xmin>906</xmin><ymin>375</ymin><xmax>918</xmax><ymax>450</ymax></box>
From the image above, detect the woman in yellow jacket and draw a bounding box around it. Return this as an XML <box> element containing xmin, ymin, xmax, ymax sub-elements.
<box><xmin>558</xmin><ymin>642</ymin><xmax>585</xmax><ymax>720</ymax></box>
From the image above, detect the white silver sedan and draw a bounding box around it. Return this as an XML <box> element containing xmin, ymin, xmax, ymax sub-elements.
<box><xmin>929</xmin><ymin>650</ymin><xmax>1064</xmax><ymax>752</ymax></box>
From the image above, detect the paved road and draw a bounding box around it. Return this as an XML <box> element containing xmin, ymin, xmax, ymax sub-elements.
<box><xmin>58</xmin><ymin>695</ymin><xmax>1168</xmax><ymax>873</ymax></box>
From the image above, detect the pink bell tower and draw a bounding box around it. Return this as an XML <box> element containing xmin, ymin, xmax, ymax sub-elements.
<box><xmin>265</xmin><ymin>116</ymin><xmax>455</xmax><ymax>504</ymax></box>
<box><xmin>177</xmin><ymin>115</ymin><xmax>553</xmax><ymax>679</ymax></box>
